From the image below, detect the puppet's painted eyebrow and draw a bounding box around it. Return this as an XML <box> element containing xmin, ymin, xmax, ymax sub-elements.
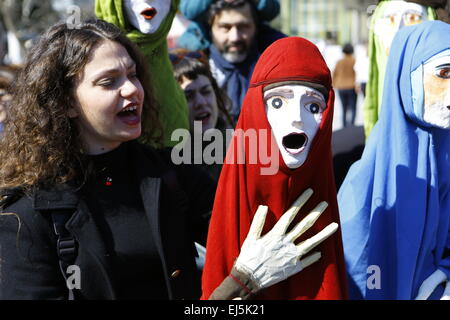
<box><xmin>436</xmin><ymin>63</ymin><xmax>450</xmax><ymax>69</ymax></box>
<box><xmin>305</xmin><ymin>90</ymin><xmax>325</xmax><ymax>101</ymax></box>
<box><xmin>264</xmin><ymin>88</ymin><xmax>294</xmax><ymax>100</ymax></box>
<box><xmin>384</xmin><ymin>9</ymin><xmax>423</xmax><ymax>18</ymax></box>
<box><xmin>402</xmin><ymin>9</ymin><xmax>423</xmax><ymax>15</ymax></box>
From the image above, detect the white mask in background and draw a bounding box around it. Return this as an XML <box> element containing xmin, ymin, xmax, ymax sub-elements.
<box><xmin>423</xmin><ymin>54</ymin><xmax>450</xmax><ymax>129</ymax></box>
<box><xmin>374</xmin><ymin>1</ymin><xmax>428</xmax><ymax>56</ymax></box>
<box><xmin>123</xmin><ymin>0</ymin><xmax>171</xmax><ymax>34</ymax></box>
<box><xmin>264</xmin><ymin>84</ymin><xmax>326</xmax><ymax>169</ymax></box>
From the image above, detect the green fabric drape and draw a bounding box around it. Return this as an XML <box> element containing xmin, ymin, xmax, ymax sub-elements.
<box><xmin>363</xmin><ymin>1</ymin><xmax>437</xmax><ymax>138</ymax></box>
<box><xmin>95</xmin><ymin>0</ymin><xmax>189</xmax><ymax>147</ymax></box>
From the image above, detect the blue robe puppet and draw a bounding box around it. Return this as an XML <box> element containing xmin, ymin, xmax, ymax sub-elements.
<box><xmin>338</xmin><ymin>21</ymin><xmax>450</xmax><ymax>300</ymax></box>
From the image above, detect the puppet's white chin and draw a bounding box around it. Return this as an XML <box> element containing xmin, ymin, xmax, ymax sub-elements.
<box><xmin>282</xmin><ymin>152</ymin><xmax>307</xmax><ymax>169</ymax></box>
<box><xmin>135</xmin><ymin>21</ymin><xmax>159</xmax><ymax>34</ymax></box>
<box><xmin>423</xmin><ymin>102</ymin><xmax>450</xmax><ymax>129</ymax></box>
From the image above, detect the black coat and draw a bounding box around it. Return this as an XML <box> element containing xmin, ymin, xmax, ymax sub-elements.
<box><xmin>0</xmin><ymin>141</ymin><xmax>215</xmax><ymax>300</ymax></box>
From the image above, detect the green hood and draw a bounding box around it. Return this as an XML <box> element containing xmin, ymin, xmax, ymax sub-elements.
<box><xmin>363</xmin><ymin>0</ymin><xmax>437</xmax><ymax>138</ymax></box>
<box><xmin>95</xmin><ymin>0</ymin><xmax>188</xmax><ymax>147</ymax></box>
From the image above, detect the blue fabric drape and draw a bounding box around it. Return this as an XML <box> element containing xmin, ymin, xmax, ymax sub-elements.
<box><xmin>337</xmin><ymin>21</ymin><xmax>450</xmax><ymax>300</ymax></box>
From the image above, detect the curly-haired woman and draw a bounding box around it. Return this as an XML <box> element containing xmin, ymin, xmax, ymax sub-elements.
<box><xmin>0</xmin><ymin>19</ymin><xmax>214</xmax><ymax>300</ymax></box>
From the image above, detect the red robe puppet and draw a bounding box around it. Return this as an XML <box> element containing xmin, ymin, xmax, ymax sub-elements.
<box><xmin>201</xmin><ymin>37</ymin><xmax>348</xmax><ymax>299</ymax></box>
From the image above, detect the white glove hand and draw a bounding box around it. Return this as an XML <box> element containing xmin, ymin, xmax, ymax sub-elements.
<box><xmin>415</xmin><ymin>269</ymin><xmax>450</xmax><ymax>300</ymax></box>
<box><xmin>234</xmin><ymin>188</ymin><xmax>339</xmax><ymax>290</ymax></box>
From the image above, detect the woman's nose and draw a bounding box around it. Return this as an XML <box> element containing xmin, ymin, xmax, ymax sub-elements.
<box><xmin>193</xmin><ymin>92</ymin><xmax>207</xmax><ymax>109</ymax></box>
<box><xmin>121</xmin><ymin>78</ymin><xmax>141</xmax><ymax>98</ymax></box>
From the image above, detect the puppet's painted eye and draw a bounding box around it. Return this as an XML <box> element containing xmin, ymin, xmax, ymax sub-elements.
<box><xmin>271</xmin><ymin>97</ymin><xmax>284</xmax><ymax>109</ymax></box>
<box><xmin>403</xmin><ymin>13</ymin><xmax>422</xmax><ymax>26</ymax></box>
<box><xmin>436</xmin><ymin>68</ymin><xmax>450</xmax><ymax>79</ymax></box>
<box><xmin>306</xmin><ymin>102</ymin><xmax>321</xmax><ymax>114</ymax></box>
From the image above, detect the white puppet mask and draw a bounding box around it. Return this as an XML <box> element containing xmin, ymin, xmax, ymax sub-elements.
<box><xmin>374</xmin><ymin>1</ymin><xmax>428</xmax><ymax>55</ymax></box>
<box><xmin>264</xmin><ymin>84</ymin><xmax>326</xmax><ymax>169</ymax></box>
<box><xmin>423</xmin><ymin>54</ymin><xmax>450</xmax><ymax>129</ymax></box>
<box><xmin>123</xmin><ymin>0</ymin><xmax>171</xmax><ymax>34</ymax></box>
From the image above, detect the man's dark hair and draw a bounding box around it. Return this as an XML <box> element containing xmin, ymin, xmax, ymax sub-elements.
<box><xmin>207</xmin><ymin>0</ymin><xmax>259</xmax><ymax>29</ymax></box>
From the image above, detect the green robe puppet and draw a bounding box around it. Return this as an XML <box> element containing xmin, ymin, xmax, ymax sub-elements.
<box><xmin>362</xmin><ymin>0</ymin><xmax>450</xmax><ymax>138</ymax></box>
<box><xmin>95</xmin><ymin>0</ymin><xmax>189</xmax><ymax>147</ymax></box>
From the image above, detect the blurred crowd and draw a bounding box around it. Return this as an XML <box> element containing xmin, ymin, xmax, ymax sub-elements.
<box><xmin>0</xmin><ymin>0</ymin><xmax>450</xmax><ymax>301</ymax></box>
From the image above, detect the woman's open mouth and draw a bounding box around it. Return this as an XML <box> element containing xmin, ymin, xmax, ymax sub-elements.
<box><xmin>117</xmin><ymin>104</ymin><xmax>140</xmax><ymax>126</ymax></box>
<box><xmin>195</xmin><ymin>111</ymin><xmax>211</xmax><ymax>123</ymax></box>
<box><xmin>282</xmin><ymin>132</ymin><xmax>308</xmax><ymax>155</ymax></box>
<box><xmin>140</xmin><ymin>7</ymin><xmax>157</xmax><ymax>20</ymax></box>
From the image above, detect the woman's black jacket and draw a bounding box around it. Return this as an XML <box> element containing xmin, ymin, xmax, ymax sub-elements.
<box><xmin>0</xmin><ymin>141</ymin><xmax>215</xmax><ymax>300</ymax></box>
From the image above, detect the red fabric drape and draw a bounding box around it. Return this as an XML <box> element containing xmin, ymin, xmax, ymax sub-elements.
<box><xmin>201</xmin><ymin>37</ymin><xmax>348</xmax><ymax>300</ymax></box>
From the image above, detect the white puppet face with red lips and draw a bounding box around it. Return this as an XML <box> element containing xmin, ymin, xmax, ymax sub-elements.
<box><xmin>264</xmin><ymin>84</ymin><xmax>326</xmax><ymax>169</ymax></box>
<box><xmin>123</xmin><ymin>0</ymin><xmax>171</xmax><ymax>34</ymax></box>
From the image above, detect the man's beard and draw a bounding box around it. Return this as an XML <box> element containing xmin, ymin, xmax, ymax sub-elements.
<box><xmin>221</xmin><ymin>41</ymin><xmax>249</xmax><ymax>63</ymax></box>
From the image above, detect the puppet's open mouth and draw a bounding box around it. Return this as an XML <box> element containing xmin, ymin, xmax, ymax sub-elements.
<box><xmin>282</xmin><ymin>133</ymin><xmax>307</xmax><ymax>154</ymax></box>
<box><xmin>140</xmin><ymin>7</ymin><xmax>157</xmax><ymax>20</ymax></box>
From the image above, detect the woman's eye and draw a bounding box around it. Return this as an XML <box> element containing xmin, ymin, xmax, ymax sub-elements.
<box><xmin>98</xmin><ymin>78</ymin><xmax>114</xmax><ymax>87</ymax></box>
<box><xmin>270</xmin><ymin>97</ymin><xmax>284</xmax><ymax>109</ymax></box>
<box><xmin>184</xmin><ymin>91</ymin><xmax>194</xmax><ymax>101</ymax></box>
<box><xmin>436</xmin><ymin>68</ymin><xmax>450</xmax><ymax>79</ymax></box>
<box><xmin>306</xmin><ymin>102</ymin><xmax>321</xmax><ymax>114</ymax></box>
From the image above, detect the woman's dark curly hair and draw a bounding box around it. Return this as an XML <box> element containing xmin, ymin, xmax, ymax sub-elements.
<box><xmin>0</xmin><ymin>19</ymin><xmax>162</xmax><ymax>190</ymax></box>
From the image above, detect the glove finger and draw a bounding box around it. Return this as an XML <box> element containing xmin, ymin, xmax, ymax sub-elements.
<box><xmin>415</xmin><ymin>269</ymin><xmax>447</xmax><ymax>300</ymax></box>
<box><xmin>298</xmin><ymin>251</ymin><xmax>322</xmax><ymax>271</ymax></box>
<box><xmin>296</xmin><ymin>222</ymin><xmax>338</xmax><ymax>256</ymax></box>
<box><xmin>270</xmin><ymin>188</ymin><xmax>313</xmax><ymax>236</ymax></box>
<box><xmin>247</xmin><ymin>205</ymin><xmax>269</xmax><ymax>240</ymax></box>
<box><xmin>441</xmin><ymin>280</ymin><xmax>450</xmax><ymax>300</ymax></box>
<box><xmin>285</xmin><ymin>201</ymin><xmax>328</xmax><ymax>243</ymax></box>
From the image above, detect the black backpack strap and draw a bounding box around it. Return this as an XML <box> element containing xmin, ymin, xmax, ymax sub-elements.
<box><xmin>1</xmin><ymin>187</ymin><xmax>79</xmax><ymax>299</ymax></box>
<box><xmin>0</xmin><ymin>188</ymin><xmax>24</xmax><ymax>211</ymax></box>
<box><xmin>51</xmin><ymin>210</ymin><xmax>77</xmax><ymax>300</ymax></box>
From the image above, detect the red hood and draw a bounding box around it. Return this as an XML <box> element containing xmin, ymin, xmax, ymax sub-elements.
<box><xmin>201</xmin><ymin>37</ymin><xmax>348</xmax><ymax>300</ymax></box>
